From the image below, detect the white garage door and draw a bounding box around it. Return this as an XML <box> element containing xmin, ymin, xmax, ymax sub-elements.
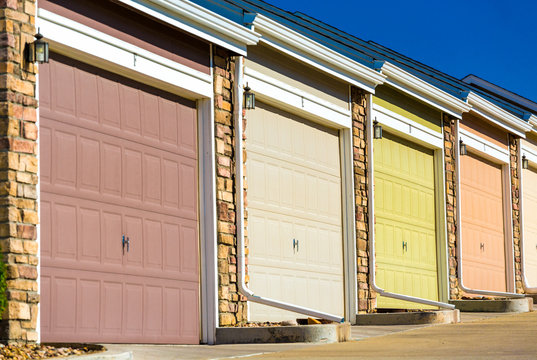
<box><xmin>246</xmin><ymin>102</ymin><xmax>344</xmax><ymax>322</ymax></box>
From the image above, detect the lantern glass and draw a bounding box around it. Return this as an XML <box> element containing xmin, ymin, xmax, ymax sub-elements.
<box><xmin>373</xmin><ymin>121</ymin><xmax>382</xmax><ymax>139</ymax></box>
<box><xmin>459</xmin><ymin>141</ymin><xmax>467</xmax><ymax>156</ymax></box>
<box><xmin>522</xmin><ymin>155</ymin><xmax>529</xmax><ymax>169</ymax></box>
<box><xmin>243</xmin><ymin>86</ymin><xmax>255</xmax><ymax>110</ymax></box>
<box><xmin>35</xmin><ymin>40</ymin><xmax>49</xmax><ymax>63</ymax></box>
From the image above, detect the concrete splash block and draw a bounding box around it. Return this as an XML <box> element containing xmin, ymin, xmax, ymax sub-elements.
<box><xmin>450</xmin><ymin>297</ymin><xmax>533</xmax><ymax>312</ymax></box>
<box><xmin>355</xmin><ymin>309</ymin><xmax>460</xmax><ymax>325</ymax></box>
<box><xmin>215</xmin><ymin>323</ymin><xmax>350</xmax><ymax>344</ymax></box>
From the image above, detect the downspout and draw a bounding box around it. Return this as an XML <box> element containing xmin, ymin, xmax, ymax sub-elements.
<box><xmin>517</xmin><ymin>139</ymin><xmax>537</xmax><ymax>294</ymax></box>
<box><xmin>366</xmin><ymin>93</ymin><xmax>455</xmax><ymax>310</ymax></box>
<box><xmin>454</xmin><ymin>122</ymin><xmax>524</xmax><ymax>298</ymax></box>
<box><xmin>233</xmin><ymin>56</ymin><xmax>344</xmax><ymax>323</ymax></box>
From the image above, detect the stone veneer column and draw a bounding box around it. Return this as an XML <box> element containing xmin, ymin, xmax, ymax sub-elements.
<box><xmin>351</xmin><ymin>87</ymin><xmax>375</xmax><ymax>313</ymax></box>
<box><xmin>0</xmin><ymin>0</ymin><xmax>39</xmax><ymax>343</ymax></box>
<box><xmin>443</xmin><ymin>114</ymin><xmax>460</xmax><ymax>299</ymax></box>
<box><xmin>509</xmin><ymin>135</ymin><xmax>524</xmax><ymax>293</ymax></box>
<box><xmin>214</xmin><ymin>49</ymin><xmax>247</xmax><ymax>326</ymax></box>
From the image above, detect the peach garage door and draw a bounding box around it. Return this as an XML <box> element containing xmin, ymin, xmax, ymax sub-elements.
<box><xmin>374</xmin><ymin>132</ymin><xmax>439</xmax><ymax>309</ymax></box>
<box><xmin>460</xmin><ymin>153</ymin><xmax>507</xmax><ymax>292</ymax></box>
<box><xmin>522</xmin><ymin>165</ymin><xmax>537</xmax><ymax>287</ymax></box>
<box><xmin>246</xmin><ymin>102</ymin><xmax>344</xmax><ymax>321</ymax></box>
<box><xmin>39</xmin><ymin>54</ymin><xmax>200</xmax><ymax>343</ymax></box>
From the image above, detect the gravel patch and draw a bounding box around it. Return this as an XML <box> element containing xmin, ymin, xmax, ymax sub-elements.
<box><xmin>0</xmin><ymin>343</ymin><xmax>104</xmax><ymax>359</ymax></box>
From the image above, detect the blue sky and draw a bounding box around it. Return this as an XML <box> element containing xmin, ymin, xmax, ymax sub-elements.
<box><xmin>265</xmin><ymin>0</ymin><xmax>537</xmax><ymax>102</ymax></box>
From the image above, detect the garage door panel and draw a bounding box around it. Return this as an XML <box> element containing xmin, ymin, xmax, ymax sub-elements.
<box><xmin>41</xmin><ymin>269</ymin><xmax>199</xmax><ymax>343</ymax></box>
<box><xmin>40</xmin><ymin>54</ymin><xmax>197</xmax><ymax>159</ymax></box>
<box><xmin>41</xmin><ymin>118</ymin><xmax>198</xmax><ymax>220</ymax></box>
<box><xmin>522</xmin><ymin>166</ymin><xmax>537</xmax><ymax>287</ymax></box>
<box><xmin>460</xmin><ymin>153</ymin><xmax>506</xmax><ymax>292</ymax></box>
<box><xmin>374</xmin><ymin>133</ymin><xmax>438</xmax><ymax>309</ymax></box>
<box><xmin>41</xmin><ymin>55</ymin><xmax>199</xmax><ymax>343</ymax></box>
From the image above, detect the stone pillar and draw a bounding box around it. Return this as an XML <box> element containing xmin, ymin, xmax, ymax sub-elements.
<box><xmin>0</xmin><ymin>0</ymin><xmax>39</xmax><ymax>343</ymax></box>
<box><xmin>443</xmin><ymin>114</ymin><xmax>460</xmax><ymax>299</ymax></box>
<box><xmin>509</xmin><ymin>135</ymin><xmax>524</xmax><ymax>293</ymax></box>
<box><xmin>351</xmin><ymin>87</ymin><xmax>375</xmax><ymax>313</ymax></box>
<box><xmin>214</xmin><ymin>48</ymin><xmax>247</xmax><ymax>326</ymax></box>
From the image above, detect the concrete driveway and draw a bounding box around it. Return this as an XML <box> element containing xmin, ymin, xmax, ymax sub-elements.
<box><xmin>250</xmin><ymin>311</ymin><xmax>537</xmax><ymax>359</ymax></box>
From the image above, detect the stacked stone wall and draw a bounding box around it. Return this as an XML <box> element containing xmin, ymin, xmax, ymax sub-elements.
<box><xmin>443</xmin><ymin>115</ymin><xmax>460</xmax><ymax>299</ymax></box>
<box><xmin>509</xmin><ymin>135</ymin><xmax>523</xmax><ymax>293</ymax></box>
<box><xmin>0</xmin><ymin>0</ymin><xmax>39</xmax><ymax>343</ymax></box>
<box><xmin>214</xmin><ymin>49</ymin><xmax>248</xmax><ymax>325</ymax></box>
<box><xmin>351</xmin><ymin>87</ymin><xmax>376</xmax><ymax>313</ymax></box>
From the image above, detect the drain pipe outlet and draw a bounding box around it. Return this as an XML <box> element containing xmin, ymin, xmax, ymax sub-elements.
<box><xmin>455</xmin><ymin>126</ymin><xmax>524</xmax><ymax>298</ymax></box>
<box><xmin>518</xmin><ymin>140</ymin><xmax>537</xmax><ymax>294</ymax></box>
<box><xmin>233</xmin><ymin>56</ymin><xmax>344</xmax><ymax>323</ymax></box>
<box><xmin>366</xmin><ymin>93</ymin><xmax>455</xmax><ymax>310</ymax></box>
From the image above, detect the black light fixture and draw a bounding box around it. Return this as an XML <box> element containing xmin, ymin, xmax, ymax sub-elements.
<box><xmin>522</xmin><ymin>155</ymin><xmax>529</xmax><ymax>169</ymax></box>
<box><xmin>373</xmin><ymin>118</ymin><xmax>383</xmax><ymax>139</ymax></box>
<box><xmin>459</xmin><ymin>140</ymin><xmax>467</xmax><ymax>156</ymax></box>
<box><xmin>27</xmin><ymin>29</ymin><xmax>49</xmax><ymax>64</ymax></box>
<box><xmin>243</xmin><ymin>83</ymin><xmax>255</xmax><ymax>110</ymax></box>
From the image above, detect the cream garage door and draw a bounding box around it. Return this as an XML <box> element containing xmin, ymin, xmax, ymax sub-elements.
<box><xmin>246</xmin><ymin>102</ymin><xmax>344</xmax><ymax>321</ymax></box>
<box><xmin>39</xmin><ymin>54</ymin><xmax>200</xmax><ymax>343</ymax></box>
<box><xmin>374</xmin><ymin>132</ymin><xmax>439</xmax><ymax>309</ymax></box>
<box><xmin>460</xmin><ymin>153</ymin><xmax>507</xmax><ymax>292</ymax></box>
<box><xmin>523</xmin><ymin>165</ymin><xmax>537</xmax><ymax>287</ymax></box>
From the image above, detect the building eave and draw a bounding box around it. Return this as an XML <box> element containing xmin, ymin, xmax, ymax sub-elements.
<box><xmin>116</xmin><ymin>0</ymin><xmax>261</xmax><ymax>55</ymax></box>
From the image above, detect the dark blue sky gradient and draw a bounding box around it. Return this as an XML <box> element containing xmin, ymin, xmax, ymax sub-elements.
<box><xmin>264</xmin><ymin>0</ymin><xmax>537</xmax><ymax>102</ymax></box>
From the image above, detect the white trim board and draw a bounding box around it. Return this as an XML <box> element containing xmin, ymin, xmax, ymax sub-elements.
<box><xmin>115</xmin><ymin>0</ymin><xmax>260</xmax><ymax>55</ymax></box>
<box><xmin>244</xmin><ymin>67</ymin><xmax>352</xmax><ymax>129</ymax></box>
<box><xmin>372</xmin><ymin>103</ymin><xmax>443</xmax><ymax>149</ymax></box>
<box><xmin>39</xmin><ymin>9</ymin><xmax>213</xmax><ymax>99</ymax></box>
<box><xmin>459</xmin><ymin>128</ymin><xmax>510</xmax><ymax>164</ymax></box>
<box><xmin>253</xmin><ymin>14</ymin><xmax>385</xmax><ymax>94</ymax></box>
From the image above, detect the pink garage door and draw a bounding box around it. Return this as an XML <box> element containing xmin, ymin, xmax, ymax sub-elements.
<box><xmin>460</xmin><ymin>153</ymin><xmax>507</xmax><ymax>292</ymax></box>
<box><xmin>39</xmin><ymin>54</ymin><xmax>199</xmax><ymax>344</ymax></box>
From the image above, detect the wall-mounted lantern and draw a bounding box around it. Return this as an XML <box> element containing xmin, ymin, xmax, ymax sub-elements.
<box><xmin>522</xmin><ymin>155</ymin><xmax>529</xmax><ymax>169</ymax></box>
<box><xmin>243</xmin><ymin>83</ymin><xmax>255</xmax><ymax>110</ymax></box>
<box><xmin>373</xmin><ymin>119</ymin><xmax>383</xmax><ymax>139</ymax></box>
<box><xmin>459</xmin><ymin>140</ymin><xmax>468</xmax><ymax>156</ymax></box>
<box><xmin>27</xmin><ymin>29</ymin><xmax>49</xmax><ymax>64</ymax></box>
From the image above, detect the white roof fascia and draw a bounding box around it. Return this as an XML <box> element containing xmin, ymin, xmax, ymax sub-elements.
<box><xmin>115</xmin><ymin>0</ymin><xmax>260</xmax><ymax>55</ymax></box>
<box><xmin>463</xmin><ymin>74</ymin><xmax>537</xmax><ymax>114</ymax></box>
<box><xmin>252</xmin><ymin>14</ymin><xmax>386</xmax><ymax>93</ymax></box>
<box><xmin>528</xmin><ymin>114</ymin><xmax>537</xmax><ymax>133</ymax></box>
<box><xmin>381</xmin><ymin>62</ymin><xmax>471</xmax><ymax>119</ymax></box>
<box><xmin>467</xmin><ymin>92</ymin><xmax>533</xmax><ymax>137</ymax></box>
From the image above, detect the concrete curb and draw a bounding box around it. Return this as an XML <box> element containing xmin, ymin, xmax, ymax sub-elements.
<box><xmin>355</xmin><ymin>309</ymin><xmax>460</xmax><ymax>325</ymax></box>
<box><xmin>450</xmin><ymin>297</ymin><xmax>533</xmax><ymax>312</ymax></box>
<box><xmin>55</xmin><ymin>351</ymin><xmax>133</xmax><ymax>360</ymax></box>
<box><xmin>215</xmin><ymin>323</ymin><xmax>350</xmax><ymax>344</ymax></box>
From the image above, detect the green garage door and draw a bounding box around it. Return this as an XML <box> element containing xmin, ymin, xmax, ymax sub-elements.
<box><xmin>374</xmin><ymin>132</ymin><xmax>438</xmax><ymax>309</ymax></box>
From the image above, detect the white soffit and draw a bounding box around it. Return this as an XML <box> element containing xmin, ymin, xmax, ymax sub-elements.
<box><xmin>381</xmin><ymin>62</ymin><xmax>471</xmax><ymax>119</ymax></box>
<box><xmin>115</xmin><ymin>0</ymin><xmax>260</xmax><ymax>55</ymax></box>
<box><xmin>252</xmin><ymin>14</ymin><xmax>386</xmax><ymax>93</ymax></box>
<box><xmin>467</xmin><ymin>92</ymin><xmax>533</xmax><ymax>138</ymax></box>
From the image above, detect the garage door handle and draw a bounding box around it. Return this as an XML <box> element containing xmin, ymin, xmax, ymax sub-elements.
<box><xmin>122</xmin><ymin>235</ymin><xmax>130</xmax><ymax>254</ymax></box>
<box><xmin>480</xmin><ymin>243</ymin><xmax>485</xmax><ymax>251</ymax></box>
<box><xmin>293</xmin><ymin>238</ymin><xmax>299</xmax><ymax>254</ymax></box>
<box><xmin>402</xmin><ymin>241</ymin><xmax>408</xmax><ymax>252</ymax></box>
